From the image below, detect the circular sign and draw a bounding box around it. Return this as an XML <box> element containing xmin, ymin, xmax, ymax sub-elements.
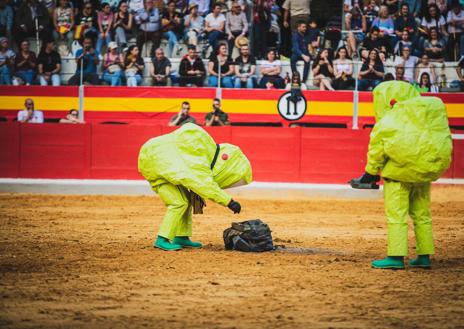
<box><xmin>277</xmin><ymin>91</ymin><xmax>307</xmax><ymax>121</ymax></box>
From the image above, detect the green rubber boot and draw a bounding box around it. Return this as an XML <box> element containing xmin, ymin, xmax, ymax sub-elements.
<box><xmin>172</xmin><ymin>236</ymin><xmax>203</xmax><ymax>248</ymax></box>
<box><xmin>154</xmin><ymin>236</ymin><xmax>182</xmax><ymax>251</ymax></box>
<box><xmin>371</xmin><ymin>256</ymin><xmax>405</xmax><ymax>269</ymax></box>
<box><xmin>409</xmin><ymin>255</ymin><xmax>432</xmax><ymax>269</ymax></box>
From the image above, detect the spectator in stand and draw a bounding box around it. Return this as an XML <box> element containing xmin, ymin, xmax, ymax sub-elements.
<box><xmin>394</xmin><ymin>29</ymin><xmax>414</xmax><ymax>56</ymax></box>
<box><xmin>417</xmin><ymin>71</ymin><xmax>439</xmax><ymax>92</ymax></box>
<box><xmin>363</xmin><ymin>0</ymin><xmax>379</xmax><ymax>31</ymax></box>
<box><xmin>285</xmin><ymin>70</ymin><xmax>307</xmax><ymax>90</ymax></box>
<box><xmin>333</xmin><ymin>46</ymin><xmax>355</xmax><ymax>90</ymax></box>
<box><xmin>360</xmin><ymin>26</ymin><xmax>388</xmax><ymax>59</ymax></box>
<box><xmin>68</xmin><ymin>37</ymin><xmax>100</xmax><ymax>85</ymax></box>
<box><xmin>14</xmin><ymin>0</ymin><xmax>51</xmax><ymax>45</ymax></box>
<box><xmin>0</xmin><ymin>0</ymin><xmax>14</xmax><ymax>39</ymax></box>
<box><xmin>129</xmin><ymin>0</ymin><xmax>144</xmax><ymax>13</ymax></box>
<box><xmin>420</xmin><ymin>4</ymin><xmax>447</xmax><ymax>40</ymax></box>
<box><xmin>394</xmin><ymin>63</ymin><xmax>408</xmax><ymax>81</ymax></box>
<box><xmin>207</xmin><ymin>42</ymin><xmax>234</xmax><ymax>88</ymax></box>
<box><xmin>433</xmin><ymin>0</ymin><xmax>448</xmax><ymax>16</ymax></box>
<box><xmin>252</xmin><ymin>0</ymin><xmax>271</xmax><ymax>59</ymax></box>
<box><xmin>402</xmin><ymin>0</ymin><xmax>421</xmax><ymax>18</ymax></box>
<box><xmin>183</xmin><ymin>3</ymin><xmax>204</xmax><ymax>47</ymax></box>
<box><xmin>393</xmin><ymin>45</ymin><xmax>418</xmax><ymax>82</ymax></box>
<box><xmin>225</xmin><ymin>1</ymin><xmax>248</xmax><ymax>57</ymax></box>
<box><xmin>447</xmin><ymin>1</ymin><xmax>464</xmax><ymax>61</ymax></box>
<box><xmin>371</xmin><ymin>5</ymin><xmax>395</xmax><ymax>53</ymax></box>
<box><xmin>37</xmin><ymin>40</ymin><xmax>61</xmax><ymax>86</ymax></box>
<box><xmin>394</xmin><ymin>3</ymin><xmax>417</xmax><ymax>47</ymax></box>
<box><xmin>96</xmin><ymin>2</ymin><xmax>113</xmax><ymax>54</ymax></box>
<box><xmin>424</xmin><ymin>27</ymin><xmax>446</xmax><ymax>61</ymax></box>
<box><xmin>161</xmin><ymin>1</ymin><xmax>183</xmax><ymax>58</ymax></box>
<box><xmin>312</xmin><ymin>48</ymin><xmax>335</xmax><ymax>90</ymax></box>
<box><xmin>188</xmin><ymin>0</ymin><xmax>209</xmax><ymax>16</ymax></box>
<box><xmin>306</xmin><ymin>19</ymin><xmax>320</xmax><ymax>58</ymax></box>
<box><xmin>0</xmin><ymin>37</ymin><xmax>14</xmax><ymax>85</ymax></box>
<box><xmin>189</xmin><ymin>0</ymin><xmax>210</xmax><ymax>16</ymax></box>
<box><xmin>150</xmin><ymin>47</ymin><xmax>171</xmax><ymax>86</ymax></box>
<box><xmin>53</xmin><ymin>0</ymin><xmax>74</xmax><ymax>50</ymax></box>
<box><xmin>179</xmin><ymin>44</ymin><xmax>205</xmax><ymax>86</ymax></box>
<box><xmin>17</xmin><ymin>98</ymin><xmax>44</xmax><ymax>123</ymax></box>
<box><xmin>205</xmin><ymin>3</ymin><xmax>226</xmax><ymax>50</ymax></box>
<box><xmin>113</xmin><ymin>1</ymin><xmax>133</xmax><ymax>50</ymax></box>
<box><xmin>234</xmin><ymin>44</ymin><xmax>256</xmax><ymax>88</ymax></box>
<box><xmin>258</xmin><ymin>48</ymin><xmax>284</xmax><ymax>88</ymax></box>
<box><xmin>102</xmin><ymin>41</ymin><xmax>124</xmax><ymax>86</ymax></box>
<box><xmin>14</xmin><ymin>40</ymin><xmax>37</xmax><ymax>85</ymax></box>
<box><xmin>75</xmin><ymin>3</ymin><xmax>99</xmax><ymax>44</ymax></box>
<box><xmin>168</xmin><ymin>101</ymin><xmax>197</xmax><ymax>126</ymax></box>
<box><xmin>124</xmin><ymin>45</ymin><xmax>144</xmax><ymax>86</ymax></box>
<box><xmin>290</xmin><ymin>21</ymin><xmax>310</xmax><ymax>84</ymax></box>
<box><xmin>415</xmin><ymin>53</ymin><xmax>436</xmax><ymax>84</ymax></box>
<box><xmin>60</xmin><ymin>109</ymin><xmax>85</xmax><ymax>123</ymax></box>
<box><xmin>282</xmin><ymin>0</ymin><xmax>311</xmax><ymax>31</ymax></box>
<box><xmin>345</xmin><ymin>5</ymin><xmax>367</xmax><ymax>58</ymax></box>
<box><xmin>205</xmin><ymin>98</ymin><xmax>229</xmax><ymax>126</ymax></box>
<box><xmin>135</xmin><ymin>0</ymin><xmax>161</xmax><ymax>57</ymax></box>
<box><xmin>358</xmin><ymin>48</ymin><xmax>384</xmax><ymax>90</ymax></box>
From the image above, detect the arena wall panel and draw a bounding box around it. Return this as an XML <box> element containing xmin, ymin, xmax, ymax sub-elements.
<box><xmin>1</xmin><ymin>123</ymin><xmax>461</xmax><ymax>183</ymax></box>
<box><xmin>18</xmin><ymin>124</ymin><xmax>91</xmax><ymax>178</ymax></box>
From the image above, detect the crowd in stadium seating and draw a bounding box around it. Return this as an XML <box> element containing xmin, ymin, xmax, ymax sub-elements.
<box><xmin>0</xmin><ymin>0</ymin><xmax>463</xmax><ymax>91</ymax></box>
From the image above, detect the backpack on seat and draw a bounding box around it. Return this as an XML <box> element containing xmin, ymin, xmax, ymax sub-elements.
<box><xmin>223</xmin><ymin>219</ymin><xmax>274</xmax><ymax>252</ymax></box>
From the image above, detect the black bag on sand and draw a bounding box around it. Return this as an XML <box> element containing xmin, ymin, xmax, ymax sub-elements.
<box><xmin>223</xmin><ymin>219</ymin><xmax>274</xmax><ymax>252</ymax></box>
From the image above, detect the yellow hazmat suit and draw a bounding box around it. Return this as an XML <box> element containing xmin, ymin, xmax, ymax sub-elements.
<box><xmin>138</xmin><ymin>123</ymin><xmax>252</xmax><ymax>248</ymax></box>
<box><xmin>365</xmin><ymin>81</ymin><xmax>452</xmax><ymax>267</ymax></box>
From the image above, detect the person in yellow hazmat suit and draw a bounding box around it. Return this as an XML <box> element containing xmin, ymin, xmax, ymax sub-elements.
<box><xmin>350</xmin><ymin>81</ymin><xmax>452</xmax><ymax>269</ymax></box>
<box><xmin>138</xmin><ymin>123</ymin><xmax>253</xmax><ymax>251</ymax></box>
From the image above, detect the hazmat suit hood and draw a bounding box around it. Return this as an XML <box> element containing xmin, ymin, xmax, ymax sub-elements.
<box><xmin>373</xmin><ymin>81</ymin><xmax>420</xmax><ymax>121</ymax></box>
<box><xmin>212</xmin><ymin>143</ymin><xmax>253</xmax><ymax>189</ymax></box>
<box><xmin>365</xmin><ymin>82</ymin><xmax>452</xmax><ymax>182</ymax></box>
<box><xmin>138</xmin><ymin>123</ymin><xmax>253</xmax><ymax>206</ymax></box>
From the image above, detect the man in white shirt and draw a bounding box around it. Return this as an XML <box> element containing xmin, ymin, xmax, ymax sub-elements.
<box><xmin>447</xmin><ymin>2</ymin><xmax>464</xmax><ymax>60</ymax></box>
<box><xmin>204</xmin><ymin>3</ymin><xmax>226</xmax><ymax>49</ymax></box>
<box><xmin>17</xmin><ymin>98</ymin><xmax>44</xmax><ymax>123</ymax></box>
<box><xmin>393</xmin><ymin>46</ymin><xmax>417</xmax><ymax>83</ymax></box>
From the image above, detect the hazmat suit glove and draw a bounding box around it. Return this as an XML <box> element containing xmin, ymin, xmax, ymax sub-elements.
<box><xmin>228</xmin><ymin>200</ymin><xmax>241</xmax><ymax>214</ymax></box>
<box><xmin>358</xmin><ymin>172</ymin><xmax>381</xmax><ymax>183</ymax></box>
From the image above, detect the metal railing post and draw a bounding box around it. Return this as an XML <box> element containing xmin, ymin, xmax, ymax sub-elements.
<box><xmin>352</xmin><ymin>60</ymin><xmax>359</xmax><ymax>130</ymax></box>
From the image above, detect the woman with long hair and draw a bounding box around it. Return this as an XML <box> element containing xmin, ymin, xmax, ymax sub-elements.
<box><xmin>53</xmin><ymin>0</ymin><xmax>74</xmax><ymax>49</ymax></box>
<box><xmin>357</xmin><ymin>48</ymin><xmax>384</xmax><ymax>90</ymax></box>
<box><xmin>207</xmin><ymin>42</ymin><xmax>234</xmax><ymax>88</ymax></box>
<box><xmin>417</xmin><ymin>72</ymin><xmax>439</xmax><ymax>92</ymax></box>
<box><xmin>96</xmin><ymin>2</ymin><xmax>113</xmax><ymax>53</ymax></box>
<box><xmin>113</xmin><ymin>1</ymin><xmax>133</xmax><ymax>50</ymax></box>
<box><xmin>124</xmin><ymin>45</ymin><xmax>144</xmax><ymax>86</ymax></box>
<box><xmin>285</xmin><ymin>71</ymin><xmax>307</xmax><ymax>90</ymax></box>
<box><xmin>312</xmin><ymin>48</ymin><xmax>335</xmax><ymax>91</ymax></box>
<box><xmin>333</xmin><ymin>46</ymin><xmax>355</xmax><ymax>90</ymax></box>
<box><xmin>424</xmin><ymin>27</ymin><xmax>446</xmax><ymax>62</ymax></box>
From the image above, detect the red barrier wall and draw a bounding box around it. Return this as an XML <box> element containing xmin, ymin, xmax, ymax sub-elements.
<box><xmin>0</xmin><ymin>123</ymin><xmax>462</xmax><ymax>183</ymax></box>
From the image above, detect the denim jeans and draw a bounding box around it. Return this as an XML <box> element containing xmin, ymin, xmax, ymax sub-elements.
<box><xmin>290</xmin><ymin>54</ymin><xmax>311</xmax><ymax>82</ymax></box>
<box><xmin>115</xmin><ymin>26</ymin><xmax>129</xmax><ymax>47</ymax></box>
<box><xmin>0</xmin><ymin>65</ymin><xmax>12</xmax><ymax>85</ymax></box>
<box><xmin>103</xmin><ymin>69</ymin><xmax>122</xmax><ymax>86</ymax></box>
<box><xmin>127</xmin><ymin>73</ymin><xmax>142</xmax><ymax>86</ymax></box>
<box><xmin>16</xmin><ymin>69</ymin><xmax>35</xmax><ymax>85</ymax></box>
<box><xmin>39</xmin><ymin>74</ymin><xmax>61</xmax><ymax>86</ymax></box>
<box><xmin>208</xmin><ymin>75</ymin><xmax>233</xmax><ymax>88</ymax></box>
<box><xmin>96</xmin><ymin>31</ymin><xmax>112</xmax><ymax>53</ymax></box>
<box><xmin>234</xmin><ymin>76</ymin><xmax>255</xmax><ymax>88</ymax></box>
<box><xmin>163</xmin><ymin>30</ymin><xmax>179</xmax><ymax>57</ymax></box>
<box><xmin>358</xmin><ymin>78</ymin><xmax>382</xmax><ymax>91</ymax></box>
<box><xmin>207</xmin><ymin>30</ymin><xmax>224</xmax><ymax>49</ymax></box>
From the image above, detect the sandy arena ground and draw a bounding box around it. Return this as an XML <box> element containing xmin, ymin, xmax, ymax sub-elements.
<box><xmin>1</xmin><ymin>187</ymin><xmax>464</xmax><ymax>329</ymax></box>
